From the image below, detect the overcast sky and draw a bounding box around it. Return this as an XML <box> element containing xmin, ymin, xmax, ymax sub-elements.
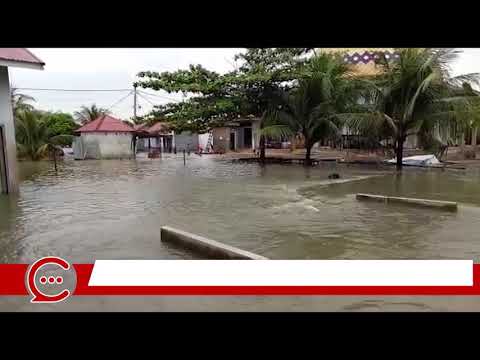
<box><xmin>8</xmin><ymin>48</ymin><xmax>480</xmax><ymax>120</ymax></box>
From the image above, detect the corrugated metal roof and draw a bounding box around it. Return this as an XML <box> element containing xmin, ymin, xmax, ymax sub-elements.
<box><xmin>0</xmin><ymin>48</ymin><xmax>45</xmax><ymax>66</ymax></box>
<box><xmin>75</xmin><ymin>115</ymin><xmax>135</xmax><ymax>133</ymax></box>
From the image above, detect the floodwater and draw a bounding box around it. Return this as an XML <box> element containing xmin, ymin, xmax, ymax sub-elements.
<box><xmin>2</xmin><ymin>154</ymin><xmax>480</xmax><ymax>311</ymax></box>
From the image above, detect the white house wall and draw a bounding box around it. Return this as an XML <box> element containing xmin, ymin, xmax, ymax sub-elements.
<box><xmin>0</xmin><ymin>67</ymin><xmax>17</xmax><ymax>193</ymax></box>
<box><xmin>252</xmin><ymin>121</ymin><xmax>260</xmax><ymax>149</ymax></box>
<box><xmin>73</xmin><ymin>132</ymin><xmax>133</xmax><ymax>159</ymax></box>
<box><xmin>198</xmin><ymin>133</ymin><xmax>210</xmax><ymax>150</ymax></box>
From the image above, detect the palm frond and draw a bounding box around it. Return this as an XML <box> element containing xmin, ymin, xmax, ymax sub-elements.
<box><xmin>259</xmin><ymin>125</ymin><xmax>294</xmax><ymax>140</ymax></box>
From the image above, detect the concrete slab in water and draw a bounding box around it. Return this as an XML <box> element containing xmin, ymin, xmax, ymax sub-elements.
<box><xmin>161</xmin><ymin>226</ymin><xmax>268</xmax><ymax>260</ymax></box>
<box><xmin>356</xmin><ymin>193</ymin><xmax>458</xmax><ymax>211</ymax></box>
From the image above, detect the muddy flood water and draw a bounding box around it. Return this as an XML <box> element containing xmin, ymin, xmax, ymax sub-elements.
<box><xmin>2</xmin><ymin>154</ymin><xmax>480</xmax><ymax>311</ymax></box>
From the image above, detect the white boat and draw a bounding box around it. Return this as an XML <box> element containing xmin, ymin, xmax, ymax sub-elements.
<box><xmin>386</xmin><ymin>154</ymin><xmax>441</xmax><ymax>167</ymax></box>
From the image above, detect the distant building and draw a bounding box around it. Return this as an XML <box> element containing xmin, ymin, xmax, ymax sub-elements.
<box><xmin>211</xmin><ymin>117</ymin><xmax>260</xmax><ymax>153</ymax></box>
<box><xmin>73</xmin><ymin>115</ymin><xmax>135</xmax><ymax>159</ymax></box>
<box><xmin>0</xmin><ymin>48</ymin><xmax>44</xmax><ymax>194</ymax></box>
<box><xmin>135</xmin><ymin>122</ymin><xmax>199</xmax><ymax>153</ymax></box>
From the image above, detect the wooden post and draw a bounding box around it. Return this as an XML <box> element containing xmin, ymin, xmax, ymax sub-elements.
<box><xmin>53</xmin><ymin>148</ymin><xmax>57</xmax><ymax>173</ymax></box>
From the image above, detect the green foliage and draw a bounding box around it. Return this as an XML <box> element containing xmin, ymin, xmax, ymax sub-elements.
<box><xmin>135</xmin><ymin>48</ymin><xmax>314</xmax><ymax>134</ymax></box>
<box><xmin>15</xmin><ymin>111</ymin><xmax>73</xmax><ymax>161</ymax></box>
<box><xmin>138</xmin><ymin>65</ymin><xmax>230</xmax><ymax>95</ymax></box>
<box><xmin>11</xmin><ymin>88</ymin><xmax>35</xmax><ymax>118</ymax></box>
<box><xmin>262</xmin><ymin>54</ymin><xmax>364</xmax><ymax>162</ymax></box>
<box><xmin>141</xmin><ymin>96</ymin><xmax>245</xmax><ymax>133</ymax></box>
<box><xmin>74</xmin><ymin>104</ymin><xmax>110</xmax><ymax>124</ymax></box>
<box><xmin>41</xmin><ymin>112</ymin><xmax>79</xmax><ymax>145</ymax></box>
<box><xmin>346</xmin><ymin>48</ymin><xmax>480</xmax><ymax>168</ymax></box>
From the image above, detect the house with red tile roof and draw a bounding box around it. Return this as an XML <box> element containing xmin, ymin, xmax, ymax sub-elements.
<box><xmin>73</xmin><ymin>115</ymin><xmax>136</xmax><ymax>160</ymax></box>
<box><xmin>135</xmin><ymin>121</ymin><xmax>174</xmax><ymax>153</ymax></box>
<box><xmin>135</xmin><ymin>121</ymin><xmax>199</xmax><ymax>154</ymax></box>
<box><xmin>1</xmin><ymin>49</ymin><xmax>44</xmax><ymax>194</ymax></box>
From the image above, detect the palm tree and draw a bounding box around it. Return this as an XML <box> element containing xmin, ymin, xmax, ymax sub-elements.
<box><xmin>261</xmin><ymin>54</ymin><xmax>366</xmax><ymax>165</ymax></box>
<box><xmin>347</xmin><ymin>48</ymin><xmax>480</xmax><ymax>170</ymax></box>
<box><xmin>11</xmin><ymin>87</ymin><xmax>35</xmax><ymax>117</ymax></box>
<box><xmin>15</xmin><ymin>110</ymin><xmax>73</xmax><ymax>162</ymax></box>
<box><xmin>74</xmin><ymin>104</ymin><xmax>110</xmax><ymax>124</ymax></box>
<box><xmin>459</xmin><ymin>82</ymin><xmax>480</xmax><ymax>147</ymax></box>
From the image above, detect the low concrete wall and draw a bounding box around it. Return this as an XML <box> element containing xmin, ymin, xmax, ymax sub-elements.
<box><xmin>356</xmin><ymin>193</ymin><xmax>458</xmax><ymax>211</ymax></box>
<box><xmin>161</xmin><ymin>226</ymin><xmax>268</xmax><ymax>260</ymax></box>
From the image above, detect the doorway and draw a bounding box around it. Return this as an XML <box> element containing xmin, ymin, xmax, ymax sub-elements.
<box><xmin>244</xmin><ymin>127</ymin><xmax>252</xmax><ymax>148</ymax></box>
<box><xmin>230</xmin><ymin>132</ymin><xmax>236</xmax><ymax>151</ymax></box>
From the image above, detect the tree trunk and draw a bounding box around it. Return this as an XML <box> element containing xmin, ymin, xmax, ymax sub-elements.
<box><xmin>259</xmin><ymin>135</ymin><xmax>266</xmax><ymax>163</ymax></box>
<box><xmin>259</xmin><ymin>119</ymin><xmax>266</xmax><ymax>164</ymax></box>
<box><xmin>396</xmin><ymin>137</ymin><xmax>404</xmax><ymax>171</ymax></box>
<box><xmin>472</xmin><ymin>127</ymin><xmax>478</xmax><ymax>147</ymax></box>
<box><xmin>53</xmin><ymin>149</ymin><xmax>57</xmax><ymax>173</ymax></box>
<box><xmin>305</xmin><ymin>138</ymin><xmax>313</xmax><ymax>166</ymax></box>
<box><xmin>459</xmin><ymin>131</ymin><xmax>465</xmax><ymax>152</ymax></box>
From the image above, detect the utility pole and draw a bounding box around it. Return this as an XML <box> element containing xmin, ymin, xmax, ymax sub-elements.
<box><xmin>132</xmin><ymin>84</ymin><xmax>138</xmax><ymax>160</ymax></box>
<box><xmin>133</xmin><ymin>84</ymin><xmax>138</xmax><ymax>122</ymax></box>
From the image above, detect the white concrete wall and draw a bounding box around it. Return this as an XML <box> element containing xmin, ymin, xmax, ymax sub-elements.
<box><xmin>73</xmin><ymin>132</ymin><xmax>133</xmax><ymax>159</ymax></box>
<box><xmin>198</xmin><ymin>133</ymin><xmax>210</xmax><ymax>150</ymax></box>
<box><xmin>252</xmin><ymin>120</ymin><xmax>260</xmax><ymax>150</ymax></box>
<box><xmin>0</xmin><ymin>67</ymin><xmax>17</xmax><ymax>193</ymax></box>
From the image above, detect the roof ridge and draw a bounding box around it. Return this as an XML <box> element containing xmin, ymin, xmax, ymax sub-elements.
<box><xmin>96</xmin><ymin>114</ymin><xmax>107</xmax><ymax>131</ymax></box>
<box><xmin>22</xmin><ymin>48</ymin><xmax>46</xmax><ymax>65</ymax></box>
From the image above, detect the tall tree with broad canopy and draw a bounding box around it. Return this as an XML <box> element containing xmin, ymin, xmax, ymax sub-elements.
<box><xmin>135</xmin><ymin>48</ymin><xmax>313</xmax><ymax>162</ymax></box>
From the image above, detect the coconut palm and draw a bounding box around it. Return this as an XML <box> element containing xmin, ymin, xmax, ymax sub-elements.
<box><xmin>261</xmin><ymin>54</ymin><xmax>367</xmax><ymax>165</ymax></box>
<box><xmin>459</xmin><ymin>82</ymin><xmax>480</xmax><ymax>147</ymax></box>
<box><xmin>15</xmin><ymin>110</ymin><xmax>73</xmax><ymax>162</ymax></box>
<box><xmin>11</xmin><ymin>87</ymin><xmax>35</xmax><ymax>117</ymax></box>
<box><xmin>74</xmin><ymin>104</ymin><xmax>110</xmax><ymax>124</ymax></box>
<box><xmin>346</xmin><ymin>48</ymin><xmax>480</xmax><ymax>170</ymax></box>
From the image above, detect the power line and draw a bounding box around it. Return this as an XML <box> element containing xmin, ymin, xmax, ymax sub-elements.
<box><xmin>15</xmin><ymin>87</ymin><xmax>132</xmax><ymax>92</ymax></box>
<box><xmin>136</xmin><ymin>92</ymin><xmax>157</xmax><ymax>106</ymax></box>
<box><xmin>107</xmin><ymin>90</ymin><xmax>134</xmax><ymax>112</ymax></box>
<box><xmin>138</xmin><ymin>90</ymin><xmax>181</xmax><ymax>103</ymax></box>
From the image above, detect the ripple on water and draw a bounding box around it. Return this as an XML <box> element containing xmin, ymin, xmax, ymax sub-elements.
<box><xmin>1</xmin><ymin>158</ymin><xmax>480</xmax><ymax>264</ymax></box>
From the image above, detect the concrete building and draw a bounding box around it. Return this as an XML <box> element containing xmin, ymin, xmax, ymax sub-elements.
<box><xmin>135</xmin><ymin>122</ymin><xmax>199</xmax><ymax>153</ymax></box>
<box><xmin>73</xmin><ymin>115</ymin><xmax>135</xmax><ymax>159</ymax></box>
<box><xmin>135</xmin><ymin>122</ymin><xmax>173</xmax><ymax>152</ymax></box>
<box><xmin>212</xmin><ymin>117</ymin><xmax>260</xmax><ymax>153</ymax></box>
<box><xmin>0</xmin><ymin>49</ymin><xmax>44</xmax><ymax>194</ymax></box>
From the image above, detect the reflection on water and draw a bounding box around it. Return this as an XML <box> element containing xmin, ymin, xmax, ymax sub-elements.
<box><xmin>1</xmin><ymin>156</ymin><xmax>480</xmax><ymax>263</ymax></box>
<box><xmin>2</xmin><ymin>155</ymin><xmax>480</xmax><ymax>310</ymax></box>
